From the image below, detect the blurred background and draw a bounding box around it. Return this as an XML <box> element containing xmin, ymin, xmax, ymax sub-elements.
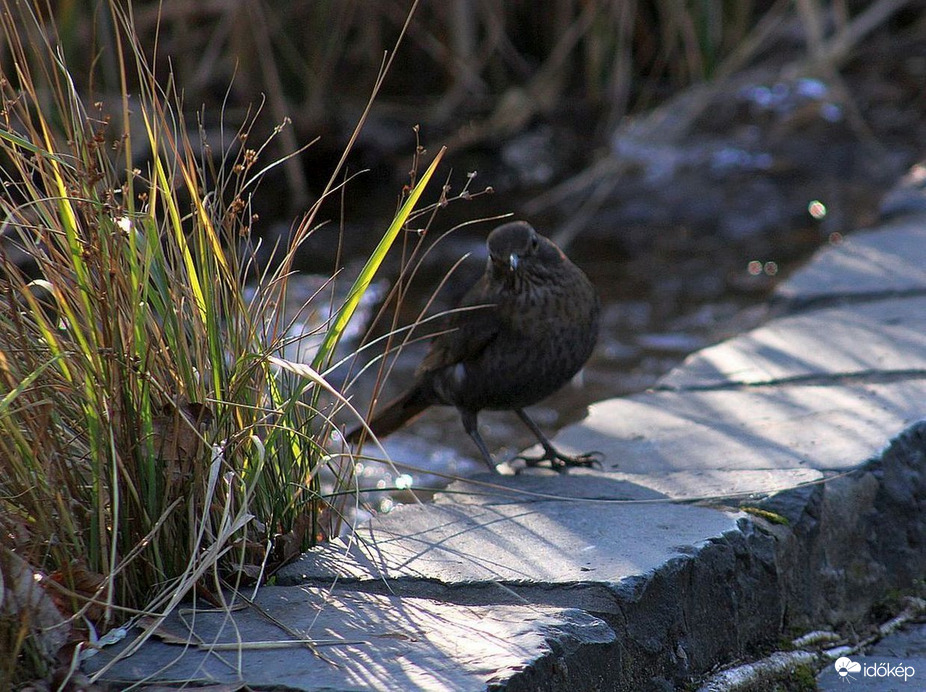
<box><xmin>19</xmin><ymin>0</ymin><xmax>926</xmax><ymax>482</ymax></box>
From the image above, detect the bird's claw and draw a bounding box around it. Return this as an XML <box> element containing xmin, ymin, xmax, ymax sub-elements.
<box><xmin>515</xmin><ymin>449</ymin><xmax>603</xmax><ymax>473</ymax></box>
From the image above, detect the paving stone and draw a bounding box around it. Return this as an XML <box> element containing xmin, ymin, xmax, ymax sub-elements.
<box><xmin>659</xmin><ymin>296</ymin><xmax>926</xmax><ymax>390</ymax></box>
<box><xmin>85</xmin><ymin>587</ymin><xmax>614</xmax><ymax>691</ymax></box>
<box><xmin>548</xmin><ymin>381</ymin><xmax>926</xmax><ymax>481</ymax></box>
<box><xmin>281</xmin><ymin>478</ymin><xmax>739</xmax><ymax>587</ymax></box>
<box><xmin>283</xmin><ymin>379</ymin><xmax>926</xmax><ymax>590</ymax></box>
<box><xmin>775</xmin><ymin>216</ymin><xmax>926</xmax><ymax>305</ymax></box>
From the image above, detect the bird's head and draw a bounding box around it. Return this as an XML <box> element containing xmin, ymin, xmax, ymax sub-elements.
<box><xmin>486</xmin><ymin>221</ymin><xmax>564</xmax><ymax>278</ymax></box>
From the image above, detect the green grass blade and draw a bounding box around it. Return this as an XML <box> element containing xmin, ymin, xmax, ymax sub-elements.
<box><xmin>311</xmin><ymin>146</ymin><xmax>446</xmax><ymax>371</ymax></box>
<box><xmin>0</xmin><ymin>127</ymin><xmax>72</xmax><ymax>167</ymax></box>
<box><xmin>0</xmin><ymin>354</ymin><xmax>64</xmax><ymax>413</ymax></box>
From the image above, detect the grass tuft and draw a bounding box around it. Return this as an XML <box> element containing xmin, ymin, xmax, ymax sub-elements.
<box><xmin>0</xmin><ymin>1</ymin><xmax>438</xmax><ymax>685</ymax></box>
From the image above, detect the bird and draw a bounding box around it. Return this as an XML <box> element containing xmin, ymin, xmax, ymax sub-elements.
<box><xmin>346</xmin><ymin>220</ymin><xmax>601</xmax><ymax>472</ymax></box>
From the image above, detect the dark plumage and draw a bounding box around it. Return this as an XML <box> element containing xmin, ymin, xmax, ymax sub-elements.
<box><xmin>347</xmin><ymin>221</ymin><xmax>601</xmax><ymax>472</ymax></box>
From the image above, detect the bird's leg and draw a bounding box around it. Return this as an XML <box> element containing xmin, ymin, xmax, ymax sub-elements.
<box><xmin>513</xmin><ymin>408</ymin><xmax>602</xmax><ymax>472</ymax></box>
<box><xmin>459</xmin><ymin>409</ymin><xmax>499</xmax><ymax>472</ymax></box>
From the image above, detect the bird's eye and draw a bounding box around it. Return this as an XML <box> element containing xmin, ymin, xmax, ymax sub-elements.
<box><xmin>530</xmin><ymin>235</ymin><xmax>540</xmax><ymax>252</ymax></box>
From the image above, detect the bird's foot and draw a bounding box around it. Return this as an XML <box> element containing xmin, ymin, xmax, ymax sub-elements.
<box><xmin>515</xmin><ymin>448</ymin><xmax>603</xmax><ymax>473</ymax></box>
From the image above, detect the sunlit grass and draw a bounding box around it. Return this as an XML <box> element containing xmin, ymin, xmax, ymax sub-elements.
<box><xmin>0</xmin><ymin>1</ymin><xmax>442</xmax><ymax>685</ymax></box>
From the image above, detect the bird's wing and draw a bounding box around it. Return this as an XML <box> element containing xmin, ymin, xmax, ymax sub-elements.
<box><xmin>417</xmin><ymin>286</ymin><xmax>500</xmax><ymax>374</ymax></box>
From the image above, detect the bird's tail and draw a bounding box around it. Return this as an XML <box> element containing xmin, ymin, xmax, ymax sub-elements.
<box><xmin>345</xmin><ymin>385</ymin><xmax>432</xmax><ymax>445</ymax></box>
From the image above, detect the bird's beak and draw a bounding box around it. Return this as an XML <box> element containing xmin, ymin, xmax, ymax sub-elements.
<box><xmin>508</xmin><ymin>253</ymin><xmax>519</xmax><ymax>271</ymax></box>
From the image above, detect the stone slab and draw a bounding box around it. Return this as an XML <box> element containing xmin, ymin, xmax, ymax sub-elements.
<box><xmin>85</xmin><ymin>586</ymin><xmax>614</xmax><ymax>691</ymax></box>
<box><xmin>281</xmin><ymin>473</ymin><xmax>740</xmax><ymax>587</ymax></box>
<box><xmin>271</xmin><ymin>421</ymin><xmax>926</xmax><ymax>690</ymax></box>
<box><xmin>282</xmin><ymin>380</ymin><xmax>926</xmax><ymax>592</ymax></box>
<box><xmin>543</xmin><ymin>380</ymin><xmax>926</xmax><ymax>481</ymax></box>
<box><xmin>659</xmin><ymin>295</ymin><xmax>926</xmax><ymax>389</ymax></box>
<box><xmin>774</xmin><ymin>215</ymin><xmax>926</xmax><ymax>305</ymax></box>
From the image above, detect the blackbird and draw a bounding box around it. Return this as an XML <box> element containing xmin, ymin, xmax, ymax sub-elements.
<box><xmin>347</xmin><ymin>220</ymin><xmax>600</xmax><ymax>472</ymax></box>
